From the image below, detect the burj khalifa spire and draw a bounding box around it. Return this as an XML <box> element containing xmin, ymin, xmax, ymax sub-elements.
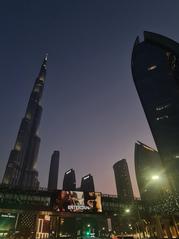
<box><xmin>2</xmin><ymin>55</ymin><xmax>48</xmax><ymax>189</ymax></box>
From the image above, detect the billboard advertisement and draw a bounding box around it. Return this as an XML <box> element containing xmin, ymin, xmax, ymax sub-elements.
<box><xmin>53</xmin><ymin>191</ymin><xmax>102</xmax><ymax>213</ymax></box>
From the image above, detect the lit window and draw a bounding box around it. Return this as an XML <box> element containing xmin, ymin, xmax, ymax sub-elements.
<box><xmin>156</xmin><ymin>104</ymin><xmax>170</xmax><ymax>111</ymax></box>
<box><xmin>39</xmin><ymin>77</ymin><xmax>44</xmax><ymax>82</ymax></box>
<box><xmin>147</xmin><ymin>65</ymin><xmax>157</xmax><ymax>71</ymax></box>
<box><xmin>26</xmin><ymin>113</ymin><xmax>31</xmax><ymax>120</ymax></box>
<box><xmin>15</xmin><ymin>142</ymin><xmax>21</xmax><ymax>151</ymax></box>
<box><xmin>34</xmin><ymin>87</ymin><xmax>40</xmax><ymax>93</ymax></box>
<box><xmin>156</xmin><ymin>115</ymin><xmax>169</xmax><ymax>121</ymax></box>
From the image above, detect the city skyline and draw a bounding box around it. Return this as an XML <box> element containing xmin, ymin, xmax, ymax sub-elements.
<box><xmin>1</xmin><ymin>1</ymin><xmax>179</xmax><ymax>195</ymax></box>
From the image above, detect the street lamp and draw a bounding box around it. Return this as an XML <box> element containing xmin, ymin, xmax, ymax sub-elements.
<box><xmin>151</xmin><ymin>175</ymin><xmax>160</xmax><ymax>180</ymax></box>
<box><xmin>125</xmin><ymin>208</ymin><xmax>130</xmax><ymax>213</ymax></box>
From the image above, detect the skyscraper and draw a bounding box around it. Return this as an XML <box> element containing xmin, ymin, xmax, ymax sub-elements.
<box><xmin>48</xmin><ymin>151</ymin><xmax>60</xmax><ymax>191</ymax></box>
<box><xmin>2</xmin><ymin>55</ymin><xmax>48</xmax><ymax>189</ymax></box>
<box><xmin>132</xmin><ymin>31</ymin><xmax>179</xmax><ymax>193</ymax></box>
<box><xmin>62</xmin><ymin>169</ymin><xmax>76</xmax><ymax>191</ymax></box>
<box><xmin>135</xmin><ymin>141</ymin><xmax>168</xmax><ymax>201</ymax></box>
<box><xmin>80</xmin><ymin>174</ymin><xmax>95</xmax><ymax>192</ymax></box>
<box><xmin>113</xmin><ymin>159</ymin><xmax>134</xmax><ymax>202</ymax></box>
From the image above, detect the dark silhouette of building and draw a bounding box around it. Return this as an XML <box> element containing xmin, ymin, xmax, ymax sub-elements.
<box><xmin>48</xmin><ymin>151</ymin><xmax>60</xmax><ymax>191</ymax></box>
<box><xmin>63</xmin><ymin>169</ymin><xmax>76</xmax><ymax>191</ymax></box>
<box><xmin>132</xmin><ymin>31</ymin><xmax>179</xmax><ymax>193</ymax></box>
<box><xmin>113</xmin><ymin>159</ymin><xmax>134</xmax><ymax>202</ymax></box>
<box><xmin>135</xmin><ymin>141</ymin><xmax>168</xmax><ymax>201</ymax></box>
<box><xmin>2</xmin><ymin>55</ymin><xmax>48</xmax><ymax>189</ymax></box>
<box><xmin>80</xmin><ymin>174</ymin><xmax>95</xmax><ymax>192</ymax></box>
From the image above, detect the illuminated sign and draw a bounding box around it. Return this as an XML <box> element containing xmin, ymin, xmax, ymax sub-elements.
<box><xmin>53</xmin><ymin>191</ymin><xmax>102</xmax><ymax>213</ymax></box>
<box><xmin>83</xmin><ymin>175</ymin><xmax>90</xmax><ymax>180</ymax></box>
<box><xmin>1</xmin><ymin>214</ymin><xmax>16</xmax><ymax>219</ymax></box>
<box><xmin>68</xmin><ymin>205</ymin><xmax>90</xmax><ymax>210</ymax></box>
<box><xmin>65</xmin><ymin>170</ymin><xmax>72</xmax><ymax>175</ymax></box>
<box><xmin>0</xmin><ymin>213</ymin><xmax>17</xmax><ymax>232</ymax></box>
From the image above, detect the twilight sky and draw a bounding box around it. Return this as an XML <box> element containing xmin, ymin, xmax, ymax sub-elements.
<box><xmin>0</xmin><ymin>0</ymin><xmax>179</xmax><ymax>196</ymax></box>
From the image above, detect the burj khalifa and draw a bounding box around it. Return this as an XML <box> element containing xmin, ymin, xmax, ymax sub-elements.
<box><xmin>2</xmin><ymin>55</ymin><xmax>48</xmax><ymax>190</ymax></box>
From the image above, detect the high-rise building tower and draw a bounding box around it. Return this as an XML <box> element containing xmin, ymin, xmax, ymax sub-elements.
<box><xmin>135</xmin><ymin>141</ymin><xmax>168</xmax><ymax>201</ymax></box>
<box><xmin>2</xmin><ymin>55</ymin><xmax>48</xmax><ymax>189</ymax></box>
<box><xmin>62</xmin><ymin>169</ymin><xmax>76</xmax><ymax>191</ymax></box>
<box><xmin>48</xmin><ymin>151</ymin><xmax>60</xmax><ymax>191</ymax></box>
<box><xmin>132</xmin><ymin>31</ymin><xmax>179</xmax><ymax>192</ymax></box>
<box><xmin>80</xmin><ymin>174</ymin><xmax>95</xmax><ymax>192</ymax></box>
<box><xmin>113</xmin><ymin>159</ymin><xmax>134</xmax><ymax>202</ymax></box>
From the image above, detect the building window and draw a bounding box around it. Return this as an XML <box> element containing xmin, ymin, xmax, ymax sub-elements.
<box><xmin>26</xmin><ymin>113</ymin><xmax>31</xmax><ymax>120</ymax></box>
<box><xmin>15</xmin><ymin>142</ymin><xmax>21</xmax><ymax>151</ymax></box>
<box><xmin>39</xmin><ymin>77</ymin><xmax>44</xmax><ymax>82</ymax></box>
<box><xmin>147</xmin><ymin>65</ymin><xmax>157</xmax><ymax>71</ymax></box>
<box><xmin>34</xmin><ymin>87</ymin><xmax>40</xmax><ymax>93</ymax></box>
<box><xmin>156</xmin><ymin>115</ymin><xmax>169</xmax><ymax>121</ymax></box>
<box><xmin>156</xmin><ymin>104</ymin><xmax>170</xmax><ymax>111</ymax></box>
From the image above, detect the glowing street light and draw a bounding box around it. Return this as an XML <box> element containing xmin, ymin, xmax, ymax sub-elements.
<box><xmin>151</xmin><ymin>175</ymin><xmax>160</xmax><ymax>180</ymax></box>
<box><xmin>125</xmin><ymin>208</ymin><xmax>130</xmax><ymax>213</ymax></box>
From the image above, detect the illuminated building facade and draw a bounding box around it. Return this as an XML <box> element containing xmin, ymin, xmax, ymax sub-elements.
<box><xmin>132</xmin><ymin>31</ymin><xmax>179</xmax><ymax>193</ymax></box>
<box><xmin>80</xmin><ymin>174</ymin><xmax>95</xmax><ymax>192</ymax></box>
<box><xmin>135</xmin><ymin>141</ymin><xmax>168</xmax><ymax>201</ymax></box>
<box><xmin>2</xmin><ymin>55</ymin><xmax>48</xmax><ymax>189</ymax></box>
<box><xmin>62</xmin><ymin>169</ymin><xmax>76</xmax><ymax>191</ymax></box>
<box><xmin>113</xmin><ymin>159</ymin><xmax>134</xmax><ymax>202</ymax></box>
<box><xmin>48</xmin><ymin>151</ymin><xmax>60</xmax><ymax>191</ymax></box>
<box><xmin>0</xmin><ymin>187</ymin><xmax>178</xmax><ymax>239</ymax></box>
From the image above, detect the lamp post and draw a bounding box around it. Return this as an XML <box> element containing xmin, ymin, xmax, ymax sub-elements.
<box><xmin>150</xmin><ymin>174</ymin><xmax>166</xmax><ymax>239</ymax></box>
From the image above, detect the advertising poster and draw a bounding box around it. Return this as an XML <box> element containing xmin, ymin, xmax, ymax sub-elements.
<box><xmin>53</xmin><ymin>191</ymin><xmax>102</xmax><ymax>213</ymax></box>
<box><xmin>83</xmin><ymin>192</ymin><xmax>102</xmax><ymax>213</ymax></box>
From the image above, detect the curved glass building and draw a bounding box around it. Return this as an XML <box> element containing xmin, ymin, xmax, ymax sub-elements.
<box><xmin>132</xmin><ymin>32</ymin><xmax>179</xmax><ymax>193</ymax></box>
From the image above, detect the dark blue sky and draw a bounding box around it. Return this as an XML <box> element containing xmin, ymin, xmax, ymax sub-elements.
<box><xmin>0</xmin><ymin>0</ymin><xmax>179</xmax><ymax>195</ymax></box>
